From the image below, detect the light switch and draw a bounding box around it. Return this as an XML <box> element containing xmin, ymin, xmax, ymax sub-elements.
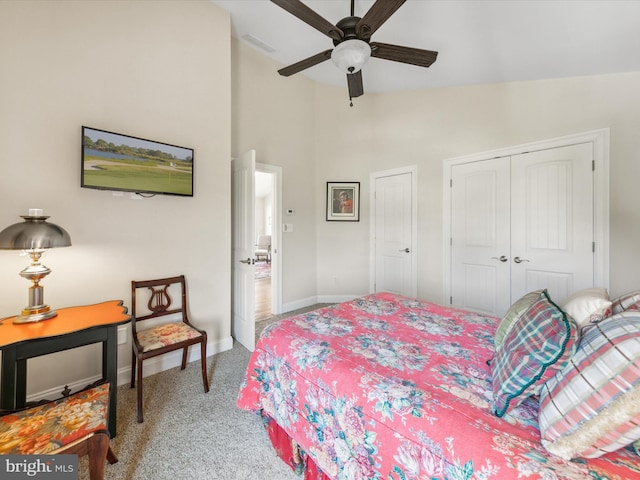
<box><xmin>283</xmin><ymin>223</ymin><xmax>294</xmax><ymax>232</ymax></box>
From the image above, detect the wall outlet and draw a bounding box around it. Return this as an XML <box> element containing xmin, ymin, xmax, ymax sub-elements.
<box><xmin>117</xmin><ymin>325</ymin><xmax>128</xmax><ymax>344</ymax></box>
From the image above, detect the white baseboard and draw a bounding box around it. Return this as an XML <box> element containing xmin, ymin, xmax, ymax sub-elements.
<box><xmin>281</xmin><ymin>294</ymin><xmax>362</xmax><ymax>313</ymax></box>
<box><xmin>281</xmin><ymin>296</ymin><xmax>320</xmax><ymax>313</ymax></box>
<box><xmin>115</xmin><ymin>335</ymin><xmax>234</xmax><ymax>386</ymax></box>
<box><xmin>26</xmin><ymin>335</ymin><xmax>234</xmax><ymax>404</ymax></box>
<box><xmin>316</xmin><ymin>294</ymin><xmax>361</xmax><ymax>304</ymax></box>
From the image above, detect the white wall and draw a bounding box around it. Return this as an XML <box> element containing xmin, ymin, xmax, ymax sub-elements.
<box><xmin>231</xmin><ymin>40</ymin><xmax>319</xmax><ymax>306</ymax></box>
<box><xmin>5</xmin><ymin>1</ymin><xmax>639</xmax><ymax>398</ymax></box>
<box><xmin>232</xmin><ymin>33</ymin><xmax>640</xmax><ymax>306</ymax></box>
<box><xmin>0</xmin><ymin>0</ymin><xmax>231</xmax><ymax>396</ymax></box>
<box><xmin>312</xmin><ymin>73</ymin><xmax>640</xmax><ymax>302</ymax></box>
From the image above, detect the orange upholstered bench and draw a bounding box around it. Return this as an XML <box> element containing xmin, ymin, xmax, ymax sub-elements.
<box><xmin>0</xmin><ymin>382</ymin><xmax>117</xmax><ymax>480</ymax></box>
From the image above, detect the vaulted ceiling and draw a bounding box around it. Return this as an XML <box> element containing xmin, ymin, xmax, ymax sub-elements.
<box><xmin>212</xmin><ymin>0</ymin><xmax>640</xmax><ymax>93</ymax></box>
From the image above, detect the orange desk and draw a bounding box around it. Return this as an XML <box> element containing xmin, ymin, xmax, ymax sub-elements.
<box><xmin>0</xmin><ymin>301</ymin><xmax>130</xmax><ymax>438</ymax></box>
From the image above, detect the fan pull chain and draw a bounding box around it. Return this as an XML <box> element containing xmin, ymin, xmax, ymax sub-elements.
<box><xmin>349</xmin><ymin>96</ymin><xmax>354</xmax><ymax>107</ymax></box>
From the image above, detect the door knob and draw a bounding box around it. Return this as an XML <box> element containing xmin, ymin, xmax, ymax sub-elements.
<box><xmin>239</xmin><ymin>258</ymin><xmax>253</xmax><ymax>265</ymax></box>
<box><xmin>513</xmin><ymin>256</ymin><xmax>530</xmax><ymax>264</ymax></box>
<box><xmin>491</xmin><ymin>256</ymin><xmax>508</xmax><ymax>262</ymax></box>
<box><xmin>399</xmin><ymin>248</ymin><xmax>410</xmax><ymax>253</ymax></box>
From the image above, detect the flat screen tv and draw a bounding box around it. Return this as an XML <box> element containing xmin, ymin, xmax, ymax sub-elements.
<box><xmin>81</xmin><ymin>126</ymin><xmax>194</xmax><ymax>197</ymax></box>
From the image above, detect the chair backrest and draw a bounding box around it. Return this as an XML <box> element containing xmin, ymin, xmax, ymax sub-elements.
<box><xmin>131</xmin><ymin>275</ymin><xmax>188</xmax><ymax>327</ymax></box>
<box><xmin>257</xmin><ymin>235</ymin><xmax>271</xmax><ymax>248</ymax></box>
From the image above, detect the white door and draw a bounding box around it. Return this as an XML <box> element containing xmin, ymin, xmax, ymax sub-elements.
<box><xmin>232</xmin><ymin>150</ymin><xmax>256</xmax><ymax>352</ymax></box>
<box><xmin>372</xmin><ymin>169</ymin><xmax>416</xmax><ymax>297</ymax></box>
<box><xmin>451</xmin><ymin>158</ymin><xmax>512</xmax><ymax>315</ymax></box>
<box><xmin>510</xmin><ymin>143</ymin><xmax>594</xmax><ymax>303</ymax></box>
<box><xmin>450</xmin><ymin>143</ymin><xmax>594</xmax><ymax>316</ymax></box>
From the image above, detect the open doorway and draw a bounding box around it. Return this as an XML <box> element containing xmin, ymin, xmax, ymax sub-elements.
<box><xmin>254</xmin><ymin>170</ymin><xmax>273</xmax><ymax>322</ymax></box>
<box><xmin>232</xmin><ymin>153</ymin><xmax>282</xmax><ymax>352</ymax></box>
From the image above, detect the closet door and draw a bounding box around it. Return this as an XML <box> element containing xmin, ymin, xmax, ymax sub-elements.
<box><xmin>450</xmin><ymin>158</ymin><xmax>511</xmax><ymax>316</ymax></box>
<box><xmin>450</xmin><ymin>143</ymin><xmax>595</xmax><ymax>317</ymax></box>
<box><xmin>510</xmin><ymin>143</ymin><xmax>594</xmax><ymax>303</ymax></box>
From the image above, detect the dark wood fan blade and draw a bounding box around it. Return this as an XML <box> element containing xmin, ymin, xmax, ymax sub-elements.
<box><xmin>370</xmin><ymin>42</ymin><xmax>438</xmax><ymax>68</ymax></box>
<box><xmin>277</xmin><ymin>49</ymin><xmax>333</xmax><ymax>77</ymax></box>
<box><xmin>347</xmin><ymin>70</ymin><xmax>364</xmax><ymax>98</ymax></box>
<box><xmin>271</xmin><ymin>0</ymin><xmax>343</xmax><ymax>41</ymax></box>
<box><xmin>357</xmin><ymin>0</ymin><xmax>406</xmax><ymax>39</ymax></box>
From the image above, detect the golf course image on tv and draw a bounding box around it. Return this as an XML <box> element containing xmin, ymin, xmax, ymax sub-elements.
<box><xmin>81</xmin><ymin>126</ymin><xmax>193</xmax><ymax>197</ymax></box>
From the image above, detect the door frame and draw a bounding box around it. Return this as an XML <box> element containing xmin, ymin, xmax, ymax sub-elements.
<box><xmin>442</xmin><ymin>128</ymin><xmax>610</xmax><ymax>305</ymax></box>
<box><xmin>369</xmin><ymin>165</ymin><xmax>418</xmax><ymax>296</ymax></box>
<box><xmin>256</xmin><ymin>162</ymin><xmax>283</xmax><ymax>315</ymax></box>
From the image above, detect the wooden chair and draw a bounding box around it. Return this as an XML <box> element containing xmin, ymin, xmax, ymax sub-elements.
<box><xmin>130</xmin><ymin>275</ymin><xmax>210</xmax><ymax>423</ymax></box>
<box><xmin>0</xmin><ymin>383</ymin><xmax>117</xmax><ymax>480</ymax></box>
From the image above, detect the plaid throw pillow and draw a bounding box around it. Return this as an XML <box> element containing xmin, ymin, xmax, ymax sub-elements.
<box><xmin>491</xmin><ymin>290</ymin><xmax>578</xmax><ymax>417</ymax></box>
<box><xmin>494</xmin><ymin>289</ymin><xmax>544</xmax><ymax>349</ymax></box>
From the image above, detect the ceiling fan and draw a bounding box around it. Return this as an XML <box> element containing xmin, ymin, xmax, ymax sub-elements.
<box><xmin>272</xmin><ymin>0</ymin><xmax>438</xmax><ymax>105</ymax></box>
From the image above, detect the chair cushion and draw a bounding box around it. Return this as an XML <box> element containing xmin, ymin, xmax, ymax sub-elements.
<box><xmin>538</xmin><ymin>312</ymin><xmax>640</xmax><ymax>459</ymax></box>
<box><xmin>137</xmin><ymin>322</ymin><xmax>203</xmax><ymax>352</ymax></box>
<box><xmin>0</xmin><ymin>383</ymin><xmax>109</xmax><ymax>455</ymax></box>
<box><xmin>491</xmin><ymin>290</ymin><xmax>578</xmax><ymax>417</ymax></box>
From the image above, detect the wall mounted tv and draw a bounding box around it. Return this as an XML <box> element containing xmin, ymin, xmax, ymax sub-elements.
<box><xmin>81</xmin><ymin>126</ymin><xmax>193</xmax><ymax>197</ymax></box>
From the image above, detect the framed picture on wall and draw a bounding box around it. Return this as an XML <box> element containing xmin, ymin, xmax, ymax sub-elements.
<box><xmin>326</xmin><ymin>182</ymin><xmax>360</xmax><ymax>221</ymax></box>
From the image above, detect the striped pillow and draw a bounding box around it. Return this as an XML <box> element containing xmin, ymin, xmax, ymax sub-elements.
<box><xmin>611</xmin><ymin>290</ymin><xmax>640</xmax><ymax>314</ymax></box>
<box><xmin>539</xmin><ymin>312</ymin><xmax>640</xmax><ymax>459</ymax></box>
<box><xmin>491</xmin><ymin>290</ymin><xmax>578</xmax><ymax>418</ymax></box>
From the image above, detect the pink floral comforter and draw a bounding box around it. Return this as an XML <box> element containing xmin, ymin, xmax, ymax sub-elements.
<box><xmin>237</xmin><ymin>292</ymin><xmax>640</xmax><ymax>479</ymax></box>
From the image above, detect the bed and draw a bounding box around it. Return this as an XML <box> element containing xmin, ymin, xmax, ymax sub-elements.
<box><xmin>237</xmin><ymin>291</ymin><xmax>640</xmax><ymax>479</ymax></box>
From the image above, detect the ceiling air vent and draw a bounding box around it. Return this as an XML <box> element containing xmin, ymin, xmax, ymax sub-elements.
<box><xmin>242</xmin><ymin>34</ymin><xmax>276</xmax><ymax>53</ymax></box>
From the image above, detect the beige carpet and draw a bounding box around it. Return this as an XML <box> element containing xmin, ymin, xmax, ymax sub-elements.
<box><xmin>80</xmin><ymin>305</ymin><xmax>330</xmax><ymax>480</ymax></box>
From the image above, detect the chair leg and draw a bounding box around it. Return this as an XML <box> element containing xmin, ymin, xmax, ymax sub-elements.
<box><xmin>106</xmin><ymin>446</ymin><xmax>118</xmax><ymax>465</ymax></box>
<box><xmin>200</xmin><ymin>339</ymin><xmax>210</xmax><ymax>392</ymax></box>
<box><xmin>130</xmin><ymin>351</ymin><xmax>137</xmax><ymax>388</ymax></box>
<box><xmin>136</xmin><ymin>361</ymin><xmax>144</xmax><ymax>423</ymax></box>
<box><xmin>181</xmin><ymin>347</ymin><xmax>188</xmax><ymax>370</ymax></box>
<box><xmin>86</xmin><ymin>433</ymin><xmax>109</xmax><ymax>480</ymax></box>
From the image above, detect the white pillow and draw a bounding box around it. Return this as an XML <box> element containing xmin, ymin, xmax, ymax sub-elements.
<box><xmin>561</xmin><ymin>288</ymin><xmax>612</xmax><ymax>328</ymax></box>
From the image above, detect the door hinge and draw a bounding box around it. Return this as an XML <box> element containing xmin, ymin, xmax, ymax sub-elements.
<box><xmin>450</xmin><ymin>237</ymin><xmax>453</xmax><ymax>246</ymax></box>
<box><xmin>592</xmin><ymin>160</ymin><xmax>595</xmax><ymax>171</ymax></box>
<box><xmin>592</xmin><ymin>241</ymin><xmax>595</xmax><ymax>253</ymax></box>
<box><xmin>450</xmin><ymin>178</ymin><xmax>453</xmax><ymax>188</ymax></box>
<box><xmin>450</xmin><ymin>296</ymin><xmax>453</xmax><ymax>305</ymax></box>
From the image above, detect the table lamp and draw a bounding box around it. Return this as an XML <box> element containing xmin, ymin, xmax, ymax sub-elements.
<box><xmin>0</xmin><ymin>209</ymin><xmax>72</xmax><ymax>323</ymax></box>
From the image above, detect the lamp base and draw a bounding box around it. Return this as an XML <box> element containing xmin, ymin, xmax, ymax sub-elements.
<box><xmin>13</xmin><ymin>305</ymin><xmax>58</xmax><ymax>324</ymax></box>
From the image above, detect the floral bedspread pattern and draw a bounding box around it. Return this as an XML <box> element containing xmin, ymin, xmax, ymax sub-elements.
<box><xmin>237</xmin><ymin>292</ymin><xmax>640</xmax><ymax>480</ymax></box>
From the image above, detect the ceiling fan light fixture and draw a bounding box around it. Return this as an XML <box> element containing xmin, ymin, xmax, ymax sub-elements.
<box><xmin>331</xmin><ymin>39</ymin><xmax>371</xmax><ymax>74</ymax></box>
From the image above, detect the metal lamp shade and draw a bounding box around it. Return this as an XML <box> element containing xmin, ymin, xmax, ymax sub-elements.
<box><xmin>0</xmin><ymin>212</ymin><xmax>71</xmax><ymax>323</ymax></box>
<box><xmin>0</xmin><ymin>215</ymin><xmax>71</xmax><ymax>250</ymax></box>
